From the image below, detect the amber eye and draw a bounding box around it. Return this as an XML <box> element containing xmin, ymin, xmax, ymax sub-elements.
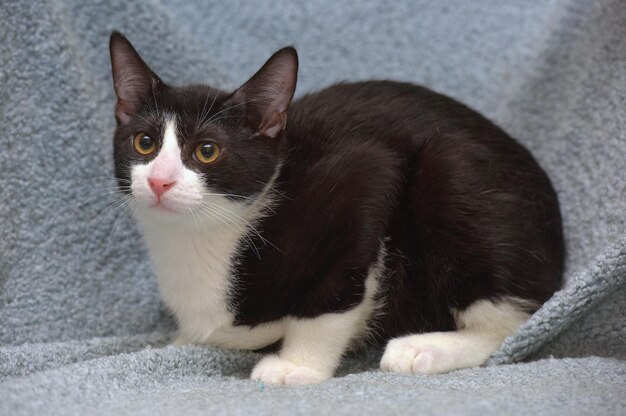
<box><xmin>194</xmin><ymin>142</ymin><xmax>221</xmax><ymax>164</ymax></box>
<box><xmin>133</xmin><ymin>133</ymin><xmax>156</xmax><ymax>155</ymax></box>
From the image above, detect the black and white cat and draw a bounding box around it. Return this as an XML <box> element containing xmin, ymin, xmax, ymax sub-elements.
<box><xmin>108</xmin><ymin>32</ymin><xmax>564</xmax><ymax>385</ymax></box>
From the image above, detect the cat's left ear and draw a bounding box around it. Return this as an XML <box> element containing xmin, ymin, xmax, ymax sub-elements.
<box><xmin>109</xmin><ymin>31</ymin><xmax>163</xmax><ymax>124</ymax></box>
<box><xmin>233</xmin><ymin>47</ymin><xmax>298</xmax><ymax>138</ymax></box>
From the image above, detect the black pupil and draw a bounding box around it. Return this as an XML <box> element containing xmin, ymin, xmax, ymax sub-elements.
<box><xmin>201</xmin><ymin>143</ymin><xmax>214</xmax><ymax>158</ymax></box>
<box><xmin>139</xmin><ymin>136</ymin><xmax>153</xmax><ymax>150</ymax></box>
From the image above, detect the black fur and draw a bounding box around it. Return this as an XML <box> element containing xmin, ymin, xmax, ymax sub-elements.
<box><xmin>110</xmin><ymin>32</ymin><xmax>564</xmax><ymax>343</ymax></box>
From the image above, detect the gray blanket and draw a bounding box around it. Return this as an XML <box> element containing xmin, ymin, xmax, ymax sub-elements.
<box><xmin>1</xmin><ymin>0</ymin><xmax>625</xmax><ymax>414</ymax></box>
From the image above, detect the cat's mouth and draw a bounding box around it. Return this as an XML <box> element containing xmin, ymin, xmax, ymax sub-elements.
<box><xmin>130</xmin><ymin>185</ymin><xmax>204</xmax><ymax>218</ymax></box>
<box><xmin>150</xmin><ymin>201</ymin><xmax>177</xmax><ymax>214</ymax></box>
<box><xmin>149</xmin><ymin>195</ymin><xmax>200</xmax><ymax>215</ymax></box>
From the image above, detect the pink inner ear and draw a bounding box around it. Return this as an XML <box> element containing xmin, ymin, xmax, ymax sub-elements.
<box><xmin>110</xmin><ymin>33</ymin><xmax>161</xmax><ymax>124</ymax></box>
<box><xmin>232</xmin><ymin>47</ymin><xmax>298</xmax><ymax>138</ymax></box>
<box><xmin>115</xmin><ymin>101</ymin><xmax>136</xmax><ymax>124</ymax></box>
<box><xmin>113</xmin><ymin>66</ymin><xmax>153</xmax><ymax>123</ymax></box>
<box><xmin>259</xmin><ymin>112</ymin><xmax>287</xmax><ymax>138</ymax></box>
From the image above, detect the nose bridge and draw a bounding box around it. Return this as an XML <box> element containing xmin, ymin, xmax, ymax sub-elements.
<box><xmin>149</xmin><ymin>116</ymin><xmax>183</xmax><ymax>182</ymax></box>
<box><xmin>150</xmin><ymin>146</ymin><xmax>180</xmax><ymax>181</ymax></box>
<box><xmin>148</xmin><ymin>151</ymin><xmax>179</xmax><ymax>198</ymax></box>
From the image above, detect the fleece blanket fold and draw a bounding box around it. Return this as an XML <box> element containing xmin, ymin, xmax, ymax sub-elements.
<box><xmin>1</xmin><ymin>0</ymin><xmax>624</xmax><ymax>414</ymax></box>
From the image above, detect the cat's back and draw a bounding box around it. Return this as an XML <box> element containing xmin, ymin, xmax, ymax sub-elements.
<box><xmin>286</xmin><ymin>80</ymin><xmax>503</xmax><ymax>152</ymax></box>
<box><xmin>283</xmin><ymin>80</ymin><xmax>546</xmax><ymax>200</ymax></box>
<box><xmin>280</xmin><ymin>80</ymin><xmax>564</xmax><ymax>328</ymax></box>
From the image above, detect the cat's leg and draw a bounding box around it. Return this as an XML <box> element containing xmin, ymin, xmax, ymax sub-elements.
<box><xmin>250</xmin><ymin>314</ymin><xmax>358</xmax><ymax>385</ymax></box>
<box><xmin>172</xmin><ymin>334</ymin><xmax>190</xmax><ymax>346</ymax></box>
<box><xmin>250</xmin><ymin>279</ymin><xmax>378</xmax><ymax>385</ymax></box>
<box><xmin>380</xmin><ymin>298</ymin><xmax>530</xmax><ymax>375</ymax></box>
<box><xmin>172</xmin><ymin>330</ymin><xmax>196</xmax><ymax>346</ymax></box>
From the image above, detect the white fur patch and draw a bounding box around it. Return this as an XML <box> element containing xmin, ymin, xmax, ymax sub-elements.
<box><xmin>130</xmin><ymin>117</ymin><xmax>204</xmax><ymax>215</ymax></box>
<box><xmin>452</xmin><ymin>298</ymin><xmax>533</xmax><ymax>334</ymax></box>
<box><xmin>131</xmin><ymin>115</ymin><xmax>284</xmax><ymax>349</ymax></box>
<box><xmin>380</xmin><ymin>298</ymin><xmax>530</xmax><ymax>375</ymax></box>
<box><xmin>250</xmin><ymin>355</ymin><xmax>328</xmax><ymax>385</ymax></box>
<box><xmin>251</xmin><ymin>244</ymin><xmax>386</xmax><ymax>385</ymax></box>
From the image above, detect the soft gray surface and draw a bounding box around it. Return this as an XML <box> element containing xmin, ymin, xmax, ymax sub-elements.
<box><xmin>1</xmin><ymin>0</ymin><xmax>625</xmax><ymax>414</ymax></box>
<box><xmin>2</xmin><ymin>348</ymin><xmax>625</xmax><ymax>416</ymax></box>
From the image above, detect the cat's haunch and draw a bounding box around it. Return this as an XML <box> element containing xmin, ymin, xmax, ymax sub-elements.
<box><xmin>109</xmin><ymin>32</ymin><xmax>564</xmax><ymax>385</ymax></box>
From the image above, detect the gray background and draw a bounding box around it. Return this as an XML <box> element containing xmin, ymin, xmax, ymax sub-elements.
<box><xmin>1</xmin><ymin>0</ymin><xmax>624</xmax><ymax>414</ymax></box>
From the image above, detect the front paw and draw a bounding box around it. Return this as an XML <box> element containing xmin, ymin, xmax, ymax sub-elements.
<box><xmin>381</xmin><ymin>336</ymin><xmax>441</xmax><ymax>375</ymax></box>
<box><xmin>172</xmin><ymin>333</ymin><xmax>192</xmax><ymax>346</ymax></box>
<box><xmin>251</xmin><ymin>355</ymin><xmax>330</xmax><ymax>385</ymax></box>
<box><xmin>380</xmin><ymin>332</ymin><xmax>493</xmax><ymax>375</ymax></box>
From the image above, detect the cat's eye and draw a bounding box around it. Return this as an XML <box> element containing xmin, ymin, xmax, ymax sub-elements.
<box><xmin>133</xmin><ymin>133</ymin><xmax>156</xmax><ymax>155</ymax></box>
<box><xmin>194</xmin><ymin>142</ymin><xmax>221</xmax><ymax>164</ymax></box>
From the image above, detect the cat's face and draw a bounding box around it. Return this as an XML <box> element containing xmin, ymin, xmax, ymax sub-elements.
<box><xmin>109</xmin><ymin>32</ymin><xmax>297</xmax><ymax>224</ymax></box>
<box><xmin>111</xmin><ymin>86</ymin><xmax>282</xmax><ymax>222</ymax></box>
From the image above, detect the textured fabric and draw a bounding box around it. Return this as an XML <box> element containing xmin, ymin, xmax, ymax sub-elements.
<box><xmin>1</xmin><ymin>0</ymin><xmax>625</xmax><ymax>414</ymax></box>
<box><xmin>2</xmin><ymin>348</ymin><xmax>625</xmax><ymax>416</ymax></box>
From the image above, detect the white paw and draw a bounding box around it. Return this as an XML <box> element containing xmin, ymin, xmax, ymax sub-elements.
<box><xmin>380</xmin><ymin>338</ymin><xmax>441</xmax><ymax>375</ymax></box>
<box><xmin>172</xmin><ymin>334</ymin><xmax>192</xmax><ymax>346</ymax></box>
<box><xmin>251</xmin><ymin>355</ymin><xmax>330</xmax><ymax>385</ymax></box>
<box><xmin>380</xmin><ymin>332</ymin><xmax>493</xmax><ymax>375</ymax></box>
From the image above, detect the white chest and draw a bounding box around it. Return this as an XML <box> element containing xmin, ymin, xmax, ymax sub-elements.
<box><xmin>138</xmin><ymin>218</ymin><xmax>285</xmax><ymax>349</ymax></box>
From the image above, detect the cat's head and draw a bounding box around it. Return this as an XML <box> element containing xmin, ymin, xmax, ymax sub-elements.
<box><xmin>108</xmin><ymin>32</ymin><xmax>297</xmax><ymax>225</ymax></box>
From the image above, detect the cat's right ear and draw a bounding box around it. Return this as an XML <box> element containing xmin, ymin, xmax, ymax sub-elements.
<box><xmin>109</xmin><ymin>32</ymin><xmax>162</xmax><ymax>124</ymax></box>
<box><xmin>232</xmin><ymin>47</ymin><xmax>298</xmax><ymax>139</ymax></box>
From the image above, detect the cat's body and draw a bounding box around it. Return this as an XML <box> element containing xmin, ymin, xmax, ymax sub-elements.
<box><xmin>109</xmin><ymin>33</ymin><xmax>564</xmax><ymax>384</ymax></box>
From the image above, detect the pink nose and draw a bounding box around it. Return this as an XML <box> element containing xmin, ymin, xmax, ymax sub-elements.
<box><xmin>148</xmin><ymin>177</ymin><xmax>176</xmax><ymax>198</ymax></box>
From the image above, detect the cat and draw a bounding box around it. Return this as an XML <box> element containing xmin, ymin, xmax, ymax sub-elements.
<box><xmin>108</xmin><ymin>31</ymin><xmax>564</xmax><ymax>385</ymax></box>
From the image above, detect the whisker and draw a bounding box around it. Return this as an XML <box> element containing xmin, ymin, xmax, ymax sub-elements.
<box><xmin>201</xmin><ymin>192</ymin><xmax>276</xmax><ymax>213</ymax></box>
<box><xmin>254</xmin><ymin>179</ymin><xmax>291</xmax><ymax>200</ymax></box>
<box><xmin>196</xmin><ymin>89</ymin><xmax>221</xmax><ymax>133</ymax></box>
<box><xmin>97</xmin><ymin>195</ymin><xmax>133</xmax><ymax>222</ymax></box>
<box><xmin>200</xmin><ymin>204</ymin><xmax>263</xmax><ymax>258</ymax></box>
<box><xmin>83</xmin><ymin>176</ymin><xmax>131</xmax><ymax>184</ymax></box>
<box><xmin>89</xmin><ymin>185</ymin><xmax>131</xmax><ymax>192</ymax></box>
<box><xmin>199</xmin><ymin>204</ymin><xmax>247</xmax><ymax>234</ymax></box>
<box><xmin>195</xmin><ymin>92</ymin><xmax>211</xmax><ymax>133</ymax></box>
<box><xmin>199</xmin><ymin>205</ymin><xmax>261</xmax><ymax>259</ymax></box>
<box><xmin>106</xmin><ymin>197</ymin><xmax>135</xmax><ymax>241</ymax></box>
<box><xmin>197</xmin><ymin>101</ymin><xmax>251</xmax><ymax>131</ymax></box>
<box><xmin>136</xmin><ymin>113</ymin><xmax>159</xmax><ymax>130</ymax></box>
<box><xmin>92</xmin><ymin>194</ymin><xmax>133</xmax><ymax>226</ymax></box>
<box><xmin>201</xmin><ymin>115</ymin><xmax>245</xmax><ymax>126</ymax></box>
<box><xmin>203</xmin><ymin>200</ymin><xmax>285</xmax><ymax>256</ymax></box>
<box><xmin>188</xmin><ymin>206</ymin><xmax>200</xmax><ymax>229</ymax></box>
<box><xmin>84</xmin><ymin>185</ymin><xmax>131</xmax><ymax>194</ymax></box>
<box><xmin>151</xmin><ymin>86</ymin><xmax>160</xmax><ymax>119</ymax></box>
<box><xmin>206</xmin><ymin>89</ymin><xmax>221</xmax><ymax>118</ymax></box>
<box><xmin>202</xmin><ymin>201</ymin><xmax>261</xmax><ymax>238</ymax></box>
<box><xmin>77</xmin><ymin>188</ymin><xmax>131</xmax><ymax>207</ymax></box>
